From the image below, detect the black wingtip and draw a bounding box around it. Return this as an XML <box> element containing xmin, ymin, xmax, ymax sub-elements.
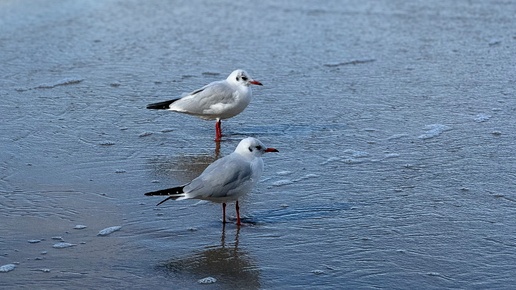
<box><xmin>144</xmin><ymin>185</ymin><xmax>185</xmax><ymax>196</ymax></box>
<box><xmin>145</xmin><ymin>186</ymin><xmax>185</xmax><ymax>206</ymax></box>
<box><xmin>146</xmin><ymin>99</ymin><xmax>180</xmax><ymax>110</ymax></box>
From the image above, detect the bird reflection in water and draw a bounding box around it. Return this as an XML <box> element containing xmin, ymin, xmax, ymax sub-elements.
<box><xmin>161</xmin><ymin>226</ymin><xmax>261</xmax><ymax>289</ymax></box>
<box><xmin>147</xmin><ymin>142</ymin><xmax>221</xmax><ymax>183</ymax></box>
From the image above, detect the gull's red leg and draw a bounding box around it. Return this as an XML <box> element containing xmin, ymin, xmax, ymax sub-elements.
<box><xmin>235</xmin><ymin>200</ymin><xmax>241</xmax><ymax>226</ymax></box>
<box><xmin>215</xmin><ymin>119</ymin><xmax>222</xmax><ymax>141</ymax></box>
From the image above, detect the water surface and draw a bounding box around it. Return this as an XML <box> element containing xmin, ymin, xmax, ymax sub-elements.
<box><xmin>1</xmin><ymin>0</ymin><xmax>515</xmax><ymax>289</ymax></box>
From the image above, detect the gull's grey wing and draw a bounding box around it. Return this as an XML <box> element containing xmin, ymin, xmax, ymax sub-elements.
<box><xmin>184</xmin><ymin>154</ymin><xmax>254</xmax><ymax>200</ymax></box>
<box><xmin>171</xmin><ymin>80</ymin><xmax>237</xmax><ymax>116</ymax></box>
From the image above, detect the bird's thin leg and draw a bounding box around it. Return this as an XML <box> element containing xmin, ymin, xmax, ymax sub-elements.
<box><xmin>236</xmin><ymin>200</ymin><xmax>241</xmax><ymax>226</ymax></box>
<box><xmin>222</xmin><ymin>202</ymin><xmax>227</xmax><ymax>224</ymax></box>
<box><xmin>215</xmin><ymin>119</ymin><xmax>222</xmax><ymax>141</ymax></box>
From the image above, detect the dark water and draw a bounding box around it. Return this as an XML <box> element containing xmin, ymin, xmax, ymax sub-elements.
<box><xmin>1</xmin><ymin>0</ymin><xmax>515</xmax><ymax>288</ymax></box>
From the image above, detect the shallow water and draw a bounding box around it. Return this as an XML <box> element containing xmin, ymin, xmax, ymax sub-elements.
<box><xmin>1</xmin><ymin>0</ymin><xmax>515</xmax><ymax>289</ymax></box>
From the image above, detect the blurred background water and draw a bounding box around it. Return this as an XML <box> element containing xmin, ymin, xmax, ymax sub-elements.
<box><xmin>1</xmin><ymin>0</ymin><xmax>515</xmax><ymax>288</ymax></box>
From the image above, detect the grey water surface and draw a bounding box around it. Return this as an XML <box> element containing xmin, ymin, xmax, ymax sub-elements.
<box><xmin>1</xmin><ymin>0</ymin><xmax>515</xmax><ymax>289</ymax></box>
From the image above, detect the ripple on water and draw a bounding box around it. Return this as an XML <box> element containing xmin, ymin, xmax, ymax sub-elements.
<box><xmin>198</xmin><ymin>277</ymin><xmax>217</xmax><ymax>284</ymax></box>
<box><xmin>418</xmin><ymin>124</ymin><xmax>451</xmax><ymax>140</ymax></box>
<box><xmin>98</xmin><ymin>226</ymin><xmax>122</xmax><ymax>236</ymax></box>
<box><xmin>0</xmin><ymin>264</ymin><xmax>16</xmax><ymax>273</ymax></box>
<box><xmin>15</xmin><ymin>76</ymin><xmax>84</xmax><ymax>91</ymax></box>
<box><xmin>34</xmin><ymin>77</ymin><xmax>84</xmax><ymax>89</ymax></box>
<box><xmin>52</xmin><ymin>242</ymin><xmax>76</xmax><ymax>249</ymax></box>
<box><xmin>276</xmin><ymin>170</ymin><xmax>293</xmax><ymax>176</ymax></box>
<box><xmin>474</xmin><ymin>113</ymin><xmax>491</xmax><ymax>123</ymax></box>
<box><xmin>272</xmin><ymin>179</ymin><xmax>294</xmax><ymax>187</ymax></box>
<box><xmin>270</xmin><ymin>173</ymin><xmax>319</xmax><ymax>187</ymax></box>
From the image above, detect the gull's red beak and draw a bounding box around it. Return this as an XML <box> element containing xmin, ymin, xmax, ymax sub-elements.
<box><xmin>265</xmin><ymin>147</ymin><xmax>279</xmax><ymax>153</ymax></box>
<box><xmin>250</xmin><ymin>80</ymin><xmax>263</xmax><ymax>86</ymax></box>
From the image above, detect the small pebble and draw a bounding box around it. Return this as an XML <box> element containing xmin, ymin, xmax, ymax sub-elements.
<box><xmin>28</xmin><ymin>239</ymin><xmax>42</xmax><ymax>244</ymax></box>
<box><xmin>74</xmin><ymin>225</ymin><xmax>87</xmax><ymax>230</ymax></box>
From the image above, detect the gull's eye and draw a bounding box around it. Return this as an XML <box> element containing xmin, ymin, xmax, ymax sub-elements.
<box><xmin>248</xmin><ymin>146</ymin><xmax>253</xmax><ymax>152</ymax></box>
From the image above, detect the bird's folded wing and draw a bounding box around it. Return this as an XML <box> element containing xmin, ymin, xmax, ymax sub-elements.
<box><xmin>184</xmin><ymin>156</ymin><xmax>253</xmax><ymax>199</ymax></box>
<box><xmin>173</xmin><ymin>81</ymin><xmax>236</xmax><ymax>114</ymax></box>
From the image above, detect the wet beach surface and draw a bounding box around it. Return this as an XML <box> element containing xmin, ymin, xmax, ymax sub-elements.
<box><xmin>1</xmin><ymin>0</ymin><xmax>515</xmax><ymax>288</ymax></box>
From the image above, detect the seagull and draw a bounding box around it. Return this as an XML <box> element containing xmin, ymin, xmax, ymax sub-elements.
<box><xmin>147</xmin><ymin>69</ymin><xmax>263</xmax><ymax>141</ymax></box>
<box><xmin>144</xmin><ymin>137</ymin><xmax>278</xmax><ymax>226</ymax></box>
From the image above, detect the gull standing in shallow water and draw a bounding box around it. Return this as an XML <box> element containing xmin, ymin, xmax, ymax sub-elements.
<box><xmin>146</xmin><ymin>69</ymin><xmax>263</xmax><ymax>141</ymax></box>
<box><xmin>144</xmin><ymin>137</ymin><xmax>278</xmax><ymax>226</ymax></box>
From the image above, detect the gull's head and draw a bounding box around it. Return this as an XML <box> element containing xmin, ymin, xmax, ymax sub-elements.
<box><xmin>235</xmin><ymin>137</ymin><xmax>278</xmax><ymax>158</ymax></box>
<box><xmin>227</xmin><ymin>69</ymin><xmax>263</xmax><ymax>87</ymax></box>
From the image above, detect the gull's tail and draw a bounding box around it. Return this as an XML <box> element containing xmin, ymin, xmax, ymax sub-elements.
<box><xmin>144</xmin><ymin>185</ymin><xmax>186</xmax><ymax>206</ymax></box>
<box><xmin>146</xmin><ymin>99</ymin><xmax>180</xmax><ymax>110</ymax></box>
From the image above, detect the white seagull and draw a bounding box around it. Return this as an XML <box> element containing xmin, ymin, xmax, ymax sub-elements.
<box><xmin>144</xmin><ymin>137</ymin><xmax>278</xmax><ymax>226</ymax></box>
<box><xmin>147</xmin><ymin>69</ymin><xmax>263</xmax><ymax>141</ymax></box>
